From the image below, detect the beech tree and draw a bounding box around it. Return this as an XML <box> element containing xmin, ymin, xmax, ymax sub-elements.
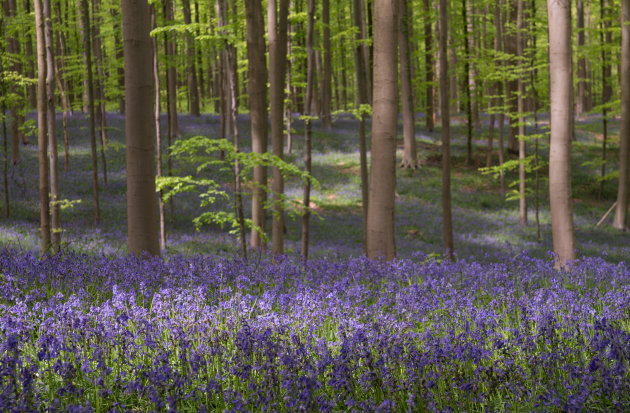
<box><xmin>268</xmin><ymin>0</ymin><xmax>290</xmax><ymax>255</ymax></box>
<box><xmin>366</xmin><ymin>0</ymin><xmax>398</xmax><ymax>260</ymax></box>
<box><xmin>123</xmin><ymin>0</ymin><xmax>159</xmax><ymax>256</ymax></box>
<box><xmin>439</xmin><ymin>0</ymin><xmax>453</xmax><ymax>259</ymax></box>
<box><xmin>34</xmin><ymin>0</ymin><xmax>50</xmax><ymax>255</ymax></box>
<box><xmin>547</xmin><ymin>0</ymin><xmax>575</xmax><ymax>265</ymax></box>
<box><xmin>614</xmin><ymin>0</ymin><xmax>630</xmax><ymax>230</ymax></box>
<box><xmin>245</xmin><ymin>0</ymin><xmax>269</xmax><ymax>249</ymax></box>
<box><xmin>398</xmin><ymin>0</ymin><xmax>417</xmax><ymax>170</ymax></box>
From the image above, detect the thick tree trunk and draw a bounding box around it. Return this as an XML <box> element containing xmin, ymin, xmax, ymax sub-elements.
<box><xmin>44</xmin><ymin>0</ymin><xmax>60</xmax><ymax>252</ymax></box>
<box><xmin>183</xmin><ymin>0</ymin><xmax>200</xmax><ymax>116</ymax></box>
<box><xmin>423</xmin><ymin>0</ymin><xmax>435</xmax><ymax>132</ymax></box>
<box><xmin>34</xmin><ymin>0</ymin><xmax>51</xmax><ymax>255</ymax></box>
<box><xmin>268</xmin><ymin>0</ymin><xmax>290</xmax><ymax>255</ymax></box>
<box><xmin>123</xmin><ymin>0</ymin><xmax>160</xmax><ymax>256</ymax></box>
<box><xmin>79</xmin><ymin>0</ymin><xmax>100</xmax><ymax>224</ymax></box>
<box><xmin>439</xmin><ymin>0</ymin><xmax>453</xmax><ymax>259</ymax></box>
<box><xmin>399</xmin><ymin>0</ymin><xmax>416</xmax><ymax>169</ymax></box>
<box><xmin>614</xmin><ymin>0</ymin><xmax>630</xmax><ymax>230</ymax></box>
<box><xmin>548</xmin><ymin>0</ymin><xmax>576</xmax><ymax>265</ymax></box>
<box><xmin>321</xmin><ymin>0</ymin><xmax>332</xmax><ymax>129</ymax></box>
<box><xmin>245</xmin><ymin>0</ymin><xmax>269</xmax><ymax>249</ymax></box>
<box><xmin>366</xmin><ymin>0</ymin><xmax>398</xmax><ymax>260</ymax></box>
<box><xmin>353</xmin><ymin>0</ymin><xmax>370</xmax><ymax>253</ymax></box>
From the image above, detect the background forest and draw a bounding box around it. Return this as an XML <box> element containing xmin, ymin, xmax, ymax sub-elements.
<box><xmin>1</xmin><ymin>0</ymin><xmax>630</xmax><ymax>411</ymax></box>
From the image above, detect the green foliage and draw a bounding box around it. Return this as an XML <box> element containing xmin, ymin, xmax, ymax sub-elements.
<box><xmin>157</xmin><ymin>137</ymin><xmax>319</xmax><ymax>238</ymax></box>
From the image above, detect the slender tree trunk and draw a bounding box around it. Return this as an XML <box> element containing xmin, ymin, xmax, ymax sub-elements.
<box><xmin>92</xmin><ymin>0</ymin><xmax>108</xmax><ymax>185</ymax></box>
<box><xmin>367</xmin><ymin>0</ymin><xmax>398</xmax><ymax>260</ymax></box>
<box><xmin>614</xmin><ymin>0</ymin><xmax>630</xmax><ymax>230</ymax></box>
<box><xmin>123</xmin><ymin>0</ymin><xmax>160</xmax><ymax>256</ymax></box>
<box><xmin>506</xmin><ymin>0</ymin><xmax>519</xmax><ymax>153</ymax></box>
<box><xmin>79</xmin><ymin>0</ymin><xmax>100</xmax><ymax>224</ymax></box>
<box><xmin>423</xmin><ymin>0</ymin><xmax>435</xmax><ymax>132</ymax></box>
<box><xmin>302</xmin><ymin>0</ymin><xmax>315</xmax><ymax>262</ymax></box>
<box><xmin>517</xmin><ymin>0</ymin><xmax>527</xmax><ymax>226</ymax></box>
<box><xmin>23</xmin><ymin>0</ymin><xmax>37</xmax><ymax>110</ymax></box>
<box><xmin>399</xmin><ymin>0</ymin><xmax>417</xmax><ymax>170</ymax></box>
<box><xmin>548</xmin><ymin>0</ymin><xmax>576</xmax><ymax>265</ymax></box>
<box><xmin>268</xmin><ymin>0</ymin><xmax>290</xmax><ymax>256</ymax></box>
<box><xmin>43</xmin><ymin>0</ymin><xmax>60</xmax><ymax>252</ymax></box>
<box><xmin>35</xmin><ymin>0</ymin><xmax>51</xmax><ymax>255</ymax></box>
<box><xmin>0</xmin><ymin>43</ymin><xmax>10</xmax><ymax>218</ymax></box>
<box><xmin>353</xmin><ymin>0</ymin><xmax>370</xmax><ymax>253</ymax></box>
<box><xmin>359</xmin><ymin>0</ymin><xmax>372</xmax><ymax>104</ymax></box>
<box><xmin>576</xmin><ymin>0</ymin><xmax>590</xmax><ymax>116</ymax></box>
<box><xmin>163</xmin><ymin>0</ymin><xmax>178</xmax><ymax>223</ymax></box>
<box><xmin>4</xmin><ymin>0</ymin><xmax>22</xmax><ymax>164</ymax></box>
<box><xmin>496</xmin><ymin>0</ymin><xmax>506</xmax><ymax>196</ymax></box>
<box><xmin>600</xmin><ymin>0</ymin><xmax>611</xmax><ymax>200</ymax></box>
<box><xmin>183</xmin><ymin>0</ymin><xmax>200</xmax><ymax>116</ymax></box>
<box><xmin>439</xmin><ymin>0</ymin><xmax>453</xmax><ymax>259</ymax></box>
<box><xmin>112</xmin><ymin>7</ymin><xmax>125</xmax><ymax>114</ymax></box>
<box><xmin>52</xmin><ymin>15</ymin><xmax>70</xmax><ymax>171</ymax></box>
<box><xmin>245</xmin><ymin>0</ymin><xmax>269</xmax><ymax>249</ymax></box>
<box><xmin>151</xmin><ymin>6</ymin><xmax>166</xmax><ymax>250</ymax></box>
<box><xmin>223</xmin><ymin>14</ymin><xmax>247</xmax><ymax>261</ymax></box>
<box><xmin>463</xmin><ymin>0</ymin><xmax>473</xmax><ymax>165</ymax></box>
<box><xmin>320</xmin><ymin>0</ymin><xmax>332</xmax><ymax>129</ymax></box>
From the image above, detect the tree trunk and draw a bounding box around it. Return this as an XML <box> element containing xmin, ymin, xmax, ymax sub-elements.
<box><xmin>353</xmin><ymin>0</ymin><xmax>370</xmax><ymax>253</ymax></box>
<box><xmin>600</xmin><ymin>0</ymin><xmax>611</xmax><ymax>199</ymax></box>
<box><xmin>245</xmin><ymin>0</ymin><xmax>269</xmax><ymax>249</ymax></box>
<box><xmin>0</xmin><ymin>41</ymin><xmax>10</xmax><ymax>218</ymax></box>
<box><xmin>43</xmin><ymin>0</ymin><xmax>60</xmax><ymax>252</ymax></box>
<box><xmin>547</xmin><ymin>0</ymin><xmax>576</xmax><ymax>265</ymax></box>
<box><xmin>302</xmin><ymin>0</ymin><xmax>315</xmax><ymax>261</ymax></box>
<box><xmin>614</xmin><ymin>0</ymin><xmax>630</xmax><ymax>230</ymax></box>
<box><xmin>34</xmin><ymin>0</ymin><xmax>51</xmax><ymax>255</ymax></box>
<box><xmin>123</xmin><ymin>0</ymin><xmax>160</xmax><ymax>256</ymax></box>
<box><xmin>423</xmin><ymin>0</ymin><xmax>435</xmax><ymax>132</ymax></box>
<box><xmin>151</xmin><ymin>6</ymin><xmax>166</xmax><ymax>251</ymax></box>
<box><xmin>268</xmin><ymin>0</ymin><xmax>290</xmax><ymax>256</ymax></box>
<box><xmin>398</xmin><ymin>0</ymin><xmax>416</xmax><ymax>169</ymax></box>
<box><xmin>4</xmin><ymin>0</ymin><xmax>23</xmax><ymax>164</ymax></box>
<box><xmin>463</xmin><ymin>0</ymin><xmax>473</xmax><ymax>165</ymax></box>
<box><xmin>366</xmin><ymin>0</ymin><xmax>398</xmax><ymax>260</ymax></box>
<box><xmin>92</xmin><ymin>0</ymin><xmax>108</xmax><ymax>185</ymax></box>
<box><xmin>163</xmin><ymin>0</ymin><xmax>178</xmax><ymax>223</ymax></box>
<box><xmin>23</xmin><ymin>0</ymin><xmax>37</xmax><ymax>109</ymax></box>
<box><xmin>496</xmin><ymin>0</ymin><xmax>506</xmax><ymax>196</ymax></box>
<box><xmin>183</xmin><ymin>0</ymin><xmax>200</xmax><ymax>116</ymax></box>
<box><xmin>79</xmin><ymin>0</ymin><xmax>101</xmax><ymax>224</ymax></box>
<box><xmin>517</xmin><ymin>0</ymin><xmax>527</xmax><ymax>226</ymax></box>
<box><xmin>111</xmin><ymin>6</ymin><xmax>125</xmax><ymax>114</ymax></box>
<box><xmin>52</xmin><ymin>4</ymin><xmax>71</xmax><ymax>171</ymax></box>
<box><xmin>439</xmin><ymin>0</ymin><xmax>453</xmax><ymax>259</ymax></box>
<box><xmin>576</xmin><ymin>0</ymin><xmax>590</xmax><ymax>116</ymax></box>
<box><xmin>320</xmin><ymin>0</ymin><xmax>332</xmax><ymax>129</ymax></box>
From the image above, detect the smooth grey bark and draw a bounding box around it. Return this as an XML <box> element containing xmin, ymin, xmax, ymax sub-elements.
<box><xmin>399</xmin><ymin>0</ymin><xmax>417</xmax><ymax>170</ymax></box>
<box><xmin>614</xmin><ymin>0</ymin><xmax>630</xmax><ymax>230</ymax></box>
<box><xmin>439</xmin><ymin>0</ymin><xmax>453</xmax><ymax>259</ymax></box>
<box><xmin>366</xmin><ymin>0</ymin><xmax>398</xmax><ymax>260</ymax></box>
<box><xmin>123</xmin><ymin>0</ymin><xmax>160</xmax><ymax>256</ymax></box>
<box><xmin>547</xmin><ymin>0</ymin><xmax>576</xmax><ymax>265</ymax></box>
<box><xmin>302</xmin><ymin>0</ymin><xmax>315</xmax><ymax>261</ymax></box>
<box><xmin>34</xmin><ymin>0</ymin><xmax>50</xmax><ymax>255</ymax></box>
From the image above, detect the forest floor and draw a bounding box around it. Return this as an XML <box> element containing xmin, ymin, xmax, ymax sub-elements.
<box><xmin>2</xmin><ymin>110</ymin><xmax>628</xmax><ymax>262</ymax></box>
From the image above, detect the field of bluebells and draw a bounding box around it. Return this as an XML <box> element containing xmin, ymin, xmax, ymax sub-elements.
<box><xmin>1</xmin><ymin>249</ymin><xmax>629</xmax><ymax>411</ymax></box>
